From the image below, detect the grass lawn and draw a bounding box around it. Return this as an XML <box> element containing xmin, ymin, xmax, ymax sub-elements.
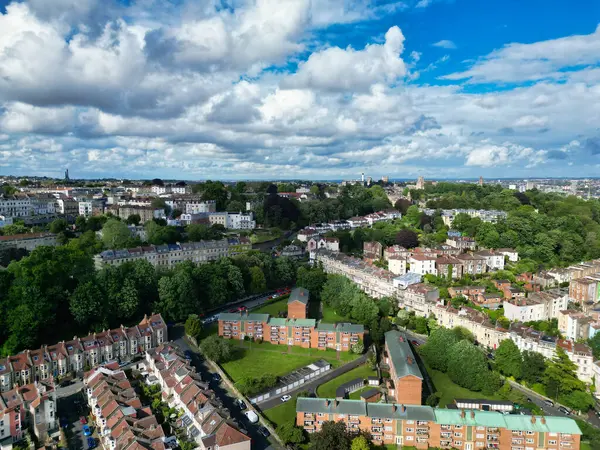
<box><xmin>251</xmin><ymin>298</ymin><xmax>289</xmax><ymax>316</ymax></box>
<box><xmin>321</xmin><ymin>302</ymin><xmax>353</xmax><ymax>323</ymax></box>
<box><xmin>581</xmin><ymin>442</ymin><xmax>592</xmax><ymax>450</ymax></box>
<box><xmin>263</xmin><ymin>396</ymin><xmax>299</xmax><ymax>428</ymax></box>
<box><xmin>429</xmin><ymin>368</ymin><xmax>503</xmax><ymax>407</ymax></box>
<box><xmin>249</xmin><ymin>228</ymin><xmax>282</xmax><ymax>244</ymax></box>
<box><xmin>316</xmin><ymin>364</ymin><xmax>377</xmax><ymax>398</ymax></box>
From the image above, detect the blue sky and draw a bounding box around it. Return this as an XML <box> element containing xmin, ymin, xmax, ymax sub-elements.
<box><xmin>0</xmin><ymin>0</ymin><xmax>598</xmax><ymax>180</ymax></box>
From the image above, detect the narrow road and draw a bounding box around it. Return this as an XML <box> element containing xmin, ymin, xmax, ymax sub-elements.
<box><xmin>257</xmin><ymin>354</ymin><xmax>368</xmax><ymax>411</ymax></box>
<box><xmin>403</xmin><ymin>329</ymin><xmax>600</xmax><ymax>428</ymax></box>
<box><xmin>171</xmin><ymin>326</ymin><xmax>282</xmax><ymax>450</ymax></box>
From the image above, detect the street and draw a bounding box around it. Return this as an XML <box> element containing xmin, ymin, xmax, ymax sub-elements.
<box><xmin>258</xmin><ymin>354</ymin><xmax>368</xmax><ymax>411</ymax></box>
<box><xmin>171</xmin><ymin>326</ymin><xmax>281</xmax><ymax>450</ymax></box>
<box><xmin>403</xmin><ymin>329</ymin><xmax>600</xmax><ymax>428</ymax></box>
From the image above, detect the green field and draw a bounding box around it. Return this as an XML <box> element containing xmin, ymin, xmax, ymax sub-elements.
<box><xmin>316</xmin><ymin>364</ymin><xmax>377</xmax><ymax>398</ymax></box>
<box><xmin>251</xmin><ymin>298</ymin><xmax>289</xmax><ymax>316</ymax></box>
<box><xmin>428</xmin><ymin>368</ymin><xmax>503</xmax><ymax>407</ymax></box>
<box><xmin>263</xmin><ymin>396</ymin><xmax>300</xmax><ymax>428</ymax></box>
<box><xmin>320</xmin><ymin>302</ymin><xmax>353</xmax><ymax>323</ymax></box>
<box><xmin>581</xmin><ymin>442</ymin><xmax>592</xmax><ymax>450</ymax></box>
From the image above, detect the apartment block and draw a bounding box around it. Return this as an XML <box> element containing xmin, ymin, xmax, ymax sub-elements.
<box><xmin>0</xmin><ymin>314</ymin><xmax>167</xmax><ymax>392</ymax></box>
<box><xmin>456</xmin><ymin>253</ymin><xmax>487</xmax><ymax>275</ymax></box>
<box><xmin>409</xmin><ymin>254</ymin><xmax>437</xmax><ymax>276</ymax></box>
<box><xmin>94</xmin><ymin>238</ymin><xmax>251</xmax><ymax>269</ymax></box>
<box><xmin>503</xmin><ymin>290</ymin><xmax>569</xmax><ymax>322</ymax></box>
<box><xmin>398</xmin><ymin>284</ymin><xmax>439</xmax><ymax>317</ymax></box>
<box><xmin>218</xmin><ymin>313</ymin><xmax>364</xmax><ymax>352</ymax></box>
<box><xmin>145</xmin><ymin>345</ymin><xmax>251</xmax><ymax>450</ymax></box>
<box><xmin>569</xmin><ymin>276</ymin><xmax>600</xmax><ymax>304</ymax></box>
<box><xmin>474</xmin><ymin>250</ymin><xmax>505</xmax><ymax>271</ymax></box>
<box><xmin>435</xmin><ymin>256</ymin><xmax>464</xmax><ymax>279</ymax></box>
<box><xmin>288</xmin><ymin>287</ymin><xmax>309</xmax><ymax>319</ymax></box>
<box><xmin>382</xmin><ymin>331</ymin><xmax>423</xmax><ymax>405</ymax></box>
<box><xmin>388</xmin><ymin>255</ymin><xmax>407</xmax><ymax>276</ymax></box>
<box><xmin>117</xmin><ymin>205</ymin><xmax>164</xmax><ymax>223</ymax></box>
<box><xmin>296</xmin><ymin>399</ymin><xmax>581</xmax><ymax>449</ymax></box>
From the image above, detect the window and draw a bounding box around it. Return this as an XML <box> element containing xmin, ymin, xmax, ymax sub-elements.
<box><xmin>405</xmin><ymin>428</ymin><xmax>414</xmax><ymax>433</ymax></box>
<box><xmin>405</xmin><ymin>436</ymin><xmax>413</xmax><ymax>441</ymax></box>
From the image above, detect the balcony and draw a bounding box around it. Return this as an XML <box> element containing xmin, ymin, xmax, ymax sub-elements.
<box><xmin>487</xmin><ymin>436</ymin><xmax>499</xmax><ymax>442</ymax></box>
<box><xmin>487</xmin><ymin>444</ymin><xmax>499</xmax><ymax>449</ymax></box>
<box><xmin>304</xmin><ymin>421</ymin><xmax>314</xmax><ymax>426</ymax></box>
<box><xmin>440</xmin><ymin>441</ymin><xmax>452</xmax><ymax>449</ymax></box>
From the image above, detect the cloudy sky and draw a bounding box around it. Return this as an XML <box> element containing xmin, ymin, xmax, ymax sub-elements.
<box><xmin>0</xmin><ymin>0</ymin><xmax>599</xmax><ymax>180</ymax></box>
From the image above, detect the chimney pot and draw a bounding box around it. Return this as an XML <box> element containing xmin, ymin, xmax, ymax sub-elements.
<box><xmin>470</xmin><ymin>411</ymin><xmax>475</xmax><ymax>419</ymax></box>
<box><xmin>401</xmin><ymin>404</ymin><xmax>406</xmax><ymax>413</ymax></box>
<box><xmin>531</xmin><ymin>416</ymin><xmax>536</xmax><ymax>424</ymax></box>
<box><xmin>541</xmin><ymin>417</ymin><xmax>546</xmax><ymax>424</ymax></box>
<box><xmin>460</xmin><ymin>410</ymin><xmax>466</xmax><ymax>419</ymax></box>
<box><xmin>392</xmin><ymin>405</ymin><xmax>397</xmax><ymax>412</ymax></box>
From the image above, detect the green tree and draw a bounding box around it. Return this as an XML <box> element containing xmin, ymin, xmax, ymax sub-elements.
<box><xmin>277</xmin><ymin>422</ymin><xmax>305</xmax><ymax>445</ymax></box>
<box><xmin>521</xmin><ymin>350</ymin><xmax>546</xmax><ymax>384</ymax></box>
<box><xmin>102</xmin><ymin>219</ymin><xmax>132</xmax><ymax>249</ymax></box>
<box><xmin>309</xmin><ymin>421</ymin><xmax>354</xmax><ymax>450</ymax></box>
<box><xmin>446</xmin><ymin>340</ymin><xmax>491</xmax><ymax>391</ymax></box>
<box><xmin>249</xmin><ymin>266</ymin><xmax>267</xmax><ymax>293</ymax></box>
<box><xmin>495</xmin><ymin>339</ymin><xmax>523</xmax><ymax>379</ymax></box>
<box><xmin>561</xmin><ymin>390</ymin><xmax>595</xmax><ymax>412</ymax></box>
<box><xmin>544</xmin><ymin>347</ymin><xmax>586</xmax><ymax>399</ymax></box>
<box><xmin>350</xmin><ymin>435</ymin><xmax>370</xmax><ymax>450</ymax></box>
<box><xmin>126</xmin><ymin>214</ymin><xmax>141</xmax><ymax>226</ymax></box>
<box><xmin>185</xmin><ymin>314</ymin><xmax>203</xmax><ymax>340</ymax></box>
<box><xmin>275</xmin><ymin>257</ymin><xmax>296</xmax><ymax>286</ymax></box>
<box><xmin>199</xmin><ymin>335</ymin><xmax>235</xmax><ymax>363</ymax></box>
<box><xmin>453</xmin><ymin>326</ymin><xmax>475</xmax><ymax>342</ymax></box>
<box><xmin>49</xmin><ymin>219</ymin><xmax>68</xmax><ymax>234</ymax></box>
<box><xmin>296</xmin><ymin>265</ymin><xmax>327</xmax><ymax>300</ymax></box>
<box><xmin>69</xmin><ymin>281</ymin><xmax>106</xmax><ymax>326</ymax></box>
<box><xmin>420</xmin><ymin>327</ymin><xmax>459</xmax><ymax>372</ymax></box>
<box><xmin>351</xmin><ymin>339</ymin><xmax>364</xmax><ymax>354</ymax></box>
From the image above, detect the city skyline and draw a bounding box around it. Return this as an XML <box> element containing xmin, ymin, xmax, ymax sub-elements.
<box><xmin>0</xmin><ymin>0</ymin><xmax>599</xmax><ymax>179</ymax></box>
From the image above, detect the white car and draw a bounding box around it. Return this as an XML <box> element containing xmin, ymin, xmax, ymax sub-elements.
<box><xmin>280</xmin><ymin>395</ymin><xmax>292</xmax><ymax>402</ymax></box>
<box><xmin>244</xmin><ymin>411</ymin><xmax>259</xmax><ymax>424</ymax></box>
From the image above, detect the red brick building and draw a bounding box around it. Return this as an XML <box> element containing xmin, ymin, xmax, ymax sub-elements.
<box><xmin>382</xmin><ymin>330</ymin><xmax>423</xmax><ymax>405</ymax></box>
<box><xmin>288</xmin><ymin>287</ymin><xmax>309</xmax><ymax>319</ymax></box>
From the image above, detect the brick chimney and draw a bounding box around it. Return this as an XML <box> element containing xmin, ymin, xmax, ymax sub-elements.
<box><xmin>334</xmin><ymin>399</ymin><xmax>339</xmax><ymax>407</ymax></box>
<box><xmin>470</xmin><ymin>411</ymin><xmax>475</xmax><ymax>419</ymax></box>
<box><xmin>399</xmin><ymin>335</ymin><xmax>404</xmax><ymax>342</ymax></box>
<box><xmin>401</xmin><ymin>404</ymin><xmax>406</xmax><ymax>413</ymax></box>
<box><xmin>325</xmin><ymin>399</ymin><xmax>330</xmax><ymax>407</ymax></box>
<box><xmin>406</xmin><ymin>356</ymin><xmax>413</xmax><ymax>365</ymax></box>
<box><xmin>531</xmin><ymin>416</ymin><xmax>536</xmax><ymax>424</ymax></box>
<box><xmin>392</xmin><ymin>404</ymin><xmax>397</xmax><ymax>412</ymax></box>
<box><xmin>460</xmin><ymin>410</ymin><xmax>466</xmax><ymax>419</ymax></box>
<box><xmin>541</xmin><ymin>417</ymin><xmax>546</xmax><ymax>424</ymax></box>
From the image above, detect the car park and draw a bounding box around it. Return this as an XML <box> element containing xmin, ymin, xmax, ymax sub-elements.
<box><xmin>280</xmin><ymin>395</ymin><xmax>292</xmax><ymax>402</ymax></box>
<box><xmin>82</xmin><ymin>425</ymin><xmax>92</xmax><ymax>436</ymax></box>
<box><xmin>258</xmin><ymin>426</ymin><xmax>270</xmax><ymax>437</ymax></box>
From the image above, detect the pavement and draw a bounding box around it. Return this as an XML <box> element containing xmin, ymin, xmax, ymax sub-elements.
<box><xmin>403</xmin><ymin>329</ymin><xmax>600</xmax><ymax>428</ymax></box>
<box><xmin>172</xmin><ymin>326</ymin><xmax>281</xmax><ymax>450</ymax></box>
<box><xmin>257</xmin><ymin>354</ymin><xmax>368</xmax><ymax>411</ymax></box>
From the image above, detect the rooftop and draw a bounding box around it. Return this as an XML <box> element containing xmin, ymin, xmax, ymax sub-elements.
<box><xmin>384</xmin><ymin>330</ymin><xmax>422</xmax><ymax>380</ymax></box>
<box><xmin>288</xmin><ymin>287</ymin><xmax>310</xmax><ymax>305</ymax></box>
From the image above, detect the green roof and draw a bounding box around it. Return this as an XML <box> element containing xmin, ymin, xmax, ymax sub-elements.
<box><xmin>296</xmin><ymin>398</ymin><xmax>367</xmax><ymax>416</ymax></box>
<box><xmin>503</xmin><ymin>415</ymin><xmax>582</xmax><ymax>434</ymax></box>
<box><xmin>316</xmin><ymin>323</ymin><xmax>337</xmax><ymax>331</ymax></box>
<box><xmin>286</xmin><ymin>318</ymin><xmax>317</xmax><ymax>327</ymax></box>
<box><xmin>219</xmin><ymin>313</ymin><xmax>270</xmax><ymax>322</ymax></box>
<box><xmin>267</xmin><ymin>318</ymin><xmax>287</xmax><ymax>326</ymax></box>
<box><xmin>288</xmin><ymin>287</ymin><xmax>310</xmax><ymax>305</ymax></box>
<box><xmin>296</xmin><ymin>401</ymin><xmax>582</xmax><ymax>435</ymax></box>
<box><xmin>434</xmin><ymin>409</ymin><xmax>506</xmax><ymax>428</ymax></box>
<box><xmin>337</xmin><ymin>323</ymin><xmax>365</xmax><ymax>333</ymax></box>
<box><xmin>384</xmin><ymin>330</ymin><xmax>423</xmax><ymax>380</ymax></box>
<box><xmin>368</xmin><ymin>403</ymin><xmax>435</xmax><ymax>422</ymax></box>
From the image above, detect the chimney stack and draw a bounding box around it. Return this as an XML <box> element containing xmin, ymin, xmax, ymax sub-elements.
<box><xmin>325</xmin><ymin>399</ymin><xmax>330</xmax><ymax>407</ymax></box>
<box><xmin>531</xmin><ymin>416</ymin><xmax>536</xmax><ymax>424</ymax></box>
<box><xmin>401</xmin><ymin>404</ymin><xmax>406</xmax><ymax>413</ymax></box>
<box><xmin>406</xmin><ymin>356</ymin><xmax>413</xmax><ymax>365</ymax></box>
<box><xmin>334</xmin><ymin>399</ymin><xmax>339</xmax><ymax>407</ymax></box>
<box><xmin>541</xmin><ymin>417</ymin><xmax>546</xmax><ymax>424</ymax></box>
<box><xmin>470</xmin><ymin>411</ymin><xmax>475</xmax><ymax>419</ymax></box>
<box><xmin>399</xmin><ymin>336</ymin><xmax>404</xmax><ymax>342</ymax></box>
<box><xmin>392</xmin><ymin>405</ymin><xmax>397</xmax><ymax>412</ymax></box>
<box><xmin>460</xmin><ymin>410</ymin><xmax>466</xmax><ymax>419</ymax></box>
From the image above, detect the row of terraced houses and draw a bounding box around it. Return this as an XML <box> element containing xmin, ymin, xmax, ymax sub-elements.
<box><xmin>218</xmin><ymin>288</ymin><xmax>365</xmax><ymax>351</ymax></box>
<box><xmin>0</xmin><ymin>314</ymin><xmax>167</xmax><ymax>392</ymax></box>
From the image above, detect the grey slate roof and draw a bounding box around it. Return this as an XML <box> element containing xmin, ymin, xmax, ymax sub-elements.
<box><xmin>288</xmin><ymin>287</ymin><xmax>310</xmax><ymax>305</ymax></box>
<box><xmin>296</xmin><ymin>398</ymin><xmax>367</xmax><ymax>416</ymax></box>
<box><xmin>384</xmin><ymin>330</ymin><xmax>423</xmax><ymax>380</ymax></box>
<box><xmin>218</xmin><ymin>313</ymin><xmax>270</xmax><ymax>322</ymax></box>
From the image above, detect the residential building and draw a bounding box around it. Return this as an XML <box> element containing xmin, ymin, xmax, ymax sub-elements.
<box><xmin>474</xmin><ymin>250</ymin><xmax>504</xmax><ymax>271</ymax></box>
<box><xmin>281</xmin><ymin>244</ymin><xmax>304</xmax><ymax>258</ymax></box>
<box><xmin>316</xmin><ymin>250</ymin><xmax>398</xmax><ymax>299</ymax></box>
<box><xmin>447</xmin><ymin>286</ymin><xmax>485</xmax><ymax>301</ymax></box>
<box><xmin>388</xmin><ymin>255</ymin><xmax>407</xmax><ymax>276</ymax></box>
<box><xmin>296</xmin><ymin>399</ymin><xmax>581</xmax><ymax>449</ymax></box>
<box><xmin>0</xmin><ymin>233</ymin><xmax>58</xmax><ymax>251</ymax></box>
<box><xmin>117</xmin><ymin>205</ymin><xmax>164</xmax><ymax>223</ymax></box>
<box><xmin>218</xmin><ymin>312</ymin><xmax>364</xmax><ymax>352</ymax></box>
<box><xmin>0</xmin><ymin>380</ymin><xmax>58</xmax><ymax>447</ymax></box>
<box><xmin>445</xmin><ymin>236</ymin><xmax>476</xmax><ymax>250</ymax></box>
<box><xmin>421</xmin><ymin>208</ymin><xmax>508</xmax><ymax>226</ymax></box>
<box><xmin>398</xmin><ymin>284</ymin><xmax>439</xmax><ymax>317</ymax></box>
<box><xmin>563</xmin><ymin>312</ymin><xmax>593</xmax><ymax>341</ymax></box>
<box><xmin>497</xmin><ymin>248</ymin><xmax>519</xmax><ymax>262</ymax></box>
<box><xmin>474</xmin><ymin>293</ymin><xmax>503</xmax><ymax>309</ymax></box>
<box><xmin>435</xmin><ymin>256</ymin><xmax>463</xmax><ymax>279</ymax></box>
<box><xmin>94</xmin><ymin>239</ymin><xmax>250</xmax><ymax>269</ymax></box>
<box><xmin>569</xmin><ymin>276</ymin><xmax>600</xmax><ymax>304</ymax></box>
<box><xmin>0</xmin><ymin>195</ymin><xmax>32</xmax><ymax>217</ymax></box>
<box><xmin>504</xmin><ymin>289</ymin><xmax>569</xmax><ymax>321</ymax></box>
<box><xmin>456</xmin><ymin>253</ymin><xmax>487</xmax><ymax>275</ymax></box>
<box><xmin>55</xmin><ymin>197</ymin><xmax>79</xmax><ymax>216</ymax></box>
<box><xmin>297</xmin><ymin>227</ymin><xmax>320</xmax><ymax>242</ymax></box>
<box><xmin>184</xmin><ymin>199</ymin><xmax>217</xmax><ymax>214</ymax></box>
<box><xmin>363</xmin><ymin>241</ymin><xmax>383</xmax><ymax>263</ymax></box>
<box><xmin>145</xmin><ymin>344</ymin><xmax>250</xmax><ymax>450</ymax></box>
<box><xmin>408</xmin><ymin>254</ymin><xmax>436</xmax><ymax>276</ymax></box>
<box><xmin>307</xmin><ymin>237</ymin><xmax>340</xmax><ymax>253</ymax></box>
<box><xmin>0</xmin><ymin>314</ymin><xmax>167</xmax><ymax>391</ymax></box>
<box><xmin>0</xmin><ymin>216</ymin><xmax>12</xmax><ymax>228</ymax></box>
<box><xmin>382</xmin><ymin>331</ymin><xmax>423</xmax><ymax>405</ymax></box>
<box><xmin>84</xmin><ymin>364</ymin><xmax>168</xmax><ymax>450</ymax></box>
<box><xmin>208</xmin><ymin>212</ymin><xmax>255</xmax><ymax>229</ymax></box>
<box><xmin>288</xmin><ymin>287</ymin><xmax>309</xmax><ymax>319</ymax></box>
<box><xmin>435</xmin><ymin>305</ymin><xmax>506</xmax><ymax>350</ymax></box>
<box><xmin>384</xmin><ymin>245</ymin><xmax>411</xmax><ymax>261</ymax></box>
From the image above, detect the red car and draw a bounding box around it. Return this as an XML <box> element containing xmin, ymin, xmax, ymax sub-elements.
<box><xmin>411</xmin><ymin>340</ymin><xmax>421</xmax><ymax>347</ymax></box>
<box><xmin>79</xmin><ymin>416</ymin><xmax>87</xmax><ymax>425</ymax></box>
<box><xmin>238</xmin><ymin>306</ymin><xmax>247</xmax><ymax>312</ymax></box>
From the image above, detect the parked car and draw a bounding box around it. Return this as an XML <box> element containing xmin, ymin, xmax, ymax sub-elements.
<box><xmin>212</xmin><ymin>373</ymin><xmax>222</xmax><ymax>382</ymax></box>
<box><xmin>244</xmin><ymin>411</ymin><xmax>259</xmax><ymax>424</ymax></box>
<box><xmin>558</xmin><ymin>406</ymin><xmax>571</xmax><ymax>415</ymax></box>
<box><xmin>184</xmin><ymin>350</ymin><xmax>193</xmax><ymax>360</ymax></box>
<box><xmin>544</xmin><ymin>399</ymin><xmax>554</xmax><ymax>407</ymax></box>
<box><xmin>280</xmin><ymin>395</ymin><xmax>292</xmax><ymax>402</ymax></box>
<box><xmin>79</xmin><ymin>416</ymin><xmax>87</xmax><ymax>425</ymax></box>
<box><xmin>87</xmin><ymin>437</ymin><xmax>96</xmax><ymax>449</ymax></box>
<box><xmin>410</xmin><ymin>340</ymin><xmax>420</xmax><ymax>347</ymax></box>
<box><xmin>238</xmin><ymin>306</ymin><xmax>248</xmax><ymax>312</ymax></box>
<box><xmin>526</xmin><ymin>397</ymin><xmax>533</xmax><ymax>403</ymax></box>
<box><xmin>258</xmin><ymin>426</ymin><xmax>270</xmax><ymax>437</ymax></box>
<box><xmin>235</xmin><ymin>399</ymin><xmax>247</xmax><ymax>410</ymax></box>
<box><xmin>82</xmin><ymin>425</ymin><xmax>92</xmax><ymax>436</ymax></box>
